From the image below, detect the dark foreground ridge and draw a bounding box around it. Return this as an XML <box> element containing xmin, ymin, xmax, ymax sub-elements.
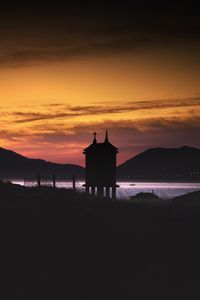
<box><xmin>1</xmin><ymin>182</ymin><xmax>200</xmax><ymax>299</ymax></box>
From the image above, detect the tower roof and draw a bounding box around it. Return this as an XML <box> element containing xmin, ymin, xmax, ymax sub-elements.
<box><xmin>83</xmin><ymin>131</ymin><xmax>118</xmax><ymax>154</ymax></box>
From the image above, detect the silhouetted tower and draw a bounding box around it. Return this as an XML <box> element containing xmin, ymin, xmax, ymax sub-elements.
<box><xmin>83</xmin><ymin>131</ymin><xmax>118</xmax><ymax>199</ymax></box>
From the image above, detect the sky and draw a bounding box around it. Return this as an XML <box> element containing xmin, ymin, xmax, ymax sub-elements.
<box><xmin>0</xmin><ymin>1</ymin><xmax>200</xmax><ymax>166</ymax></box>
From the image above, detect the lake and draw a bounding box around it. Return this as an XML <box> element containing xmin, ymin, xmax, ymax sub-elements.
<box><xmin>11</xmin><ymin>180</ymin><xmax>200</xmax><ymax>200</ymax></box>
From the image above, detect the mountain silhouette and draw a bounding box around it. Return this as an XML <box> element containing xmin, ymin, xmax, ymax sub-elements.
<box><xmin>117</xmin><ymin>146</ymin><xmax>200</xmax><ymax>181</ymax></box>
<box><xmin>0</xmin><ymin>147</ymin><xmax>84</xmax><ymax>179</ymax></box>
<box><xmin>1</xmin><ymin>146</ymin><xmax>200</xmax><ymax>181</ymax></box>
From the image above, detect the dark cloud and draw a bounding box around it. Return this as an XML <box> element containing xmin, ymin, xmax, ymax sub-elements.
<box><xmin>68</xmin><ymin>116</ymin><xmax>200</xmax><ymax>134</ymax></box>
<box><xmin>13</xmin><ymin>111</ymin><xmax>80</xmax><ymax>123</ymax></box>
<box><xmin>0</xmin><ymin>1</ymin><xmax>200</xmax><ymax>66</ymax></box>
<box><xmin>7</xmin><ymin>97</ymin><xmax>200</xmax><ymax>123</ymax></box>
<box><xmin>4</xmin><ymin>115</ymin><xmax>200</xmax><ymax>148</ymax></box>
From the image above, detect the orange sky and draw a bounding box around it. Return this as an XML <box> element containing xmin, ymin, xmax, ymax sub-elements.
<box><xmin>0</xmin><ymin>49</ymin><xmax>200</xmax><ymax>165</ymax></box>
<box><xmin>1</xmin><ymin>0</ymin><xmax>200</xmax><ymax>168</ymax></box>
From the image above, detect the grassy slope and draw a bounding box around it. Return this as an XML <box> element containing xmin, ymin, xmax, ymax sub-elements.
<box><xmin>1</xmin><ymin>182</ymin><xmax>200</xmax><ymax>299</ymax></box>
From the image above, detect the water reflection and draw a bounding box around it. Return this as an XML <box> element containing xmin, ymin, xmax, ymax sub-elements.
<box><xmin>11</xmin><ymin>180</ymin><xmax>200</xmax><ymax>200</ymax></box>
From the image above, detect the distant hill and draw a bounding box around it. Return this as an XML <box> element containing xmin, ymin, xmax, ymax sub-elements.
<box><xmin>1</xmin><ymin>146</ymin><xmax>200</xmax><ymax>181</ymax></box>
<box><xmin>117</xmin><ymin>146</ymin><xmax>200</xmax><ymax>181</ymax></box>
<box><xmin>0</xmin><ymin>147</ymin><xmax>84</xmax><ymax>179</ymax></box>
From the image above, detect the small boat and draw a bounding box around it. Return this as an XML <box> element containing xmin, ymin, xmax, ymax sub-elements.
<box><xmin>129</xmin><ymin>183</ymin><xmax>135</xmax><ymax>186</ymax></box>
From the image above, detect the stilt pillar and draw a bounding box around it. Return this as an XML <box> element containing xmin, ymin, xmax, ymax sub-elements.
<box><xmin>97</xmin><ymin>186</ymin><xmax>104</xmax><ymax>197</ymax></box>
<box><xmin>106</xmin><ymin>187</ymin><xmax>110</xmax><ymax>198</ymax></box>
<box><xmin>91</xmin><ymin>186</ymin><xmax>95</xmax><ymax>196</ymax></box>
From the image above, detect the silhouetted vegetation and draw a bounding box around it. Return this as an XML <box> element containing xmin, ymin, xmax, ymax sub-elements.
<box><xmin>1</xmin><ymin>181</ymin><xmax>200</xmax><ymax>299</ymax></box>
<box><xmin>130</xmin><ymin>191</ymin><xmax>161</xmax><ymax>202</ymax></box>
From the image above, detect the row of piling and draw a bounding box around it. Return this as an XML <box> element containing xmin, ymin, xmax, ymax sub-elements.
<box><xmin>24</xmin><ymin>173</ymin><xmax>76</xmax><ymax>192</ymax></box>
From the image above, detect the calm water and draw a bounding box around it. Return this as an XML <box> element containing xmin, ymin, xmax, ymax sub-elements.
<box><xmin>11</xmin><ymin>180</ymin><xmax>200</xmax><ymax>200</ymax></box>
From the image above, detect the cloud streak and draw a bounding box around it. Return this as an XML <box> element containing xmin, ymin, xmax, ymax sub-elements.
<box><xmin>0</xmin><ymin>96</ymin><xmax>199</xmax><ymax>164</ymax></box>
<box><xmin>2</xmin><ymin>96</ymin><xmax>199</xmax><ymax>124</ymax></box>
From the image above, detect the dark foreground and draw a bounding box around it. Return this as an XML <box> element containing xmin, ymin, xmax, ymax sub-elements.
<box><xmin>1</xmin><ymin>182</ymin><xmax>200</xmax><ymax>299</ymax></box>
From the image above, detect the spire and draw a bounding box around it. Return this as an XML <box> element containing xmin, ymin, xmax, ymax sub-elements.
<box><xmin>93</xmin><ymin>132</ymin><xmax>97</xmax><ymax>144</ymax></box>
<box><xmin>105</xmin><ymin>130</ymin><xmax>109</xmax><ymax>143</ymax></box>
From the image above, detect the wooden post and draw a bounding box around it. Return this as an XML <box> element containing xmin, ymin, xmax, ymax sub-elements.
<box><xmin>53</xmin><ymin>173</ymin><xmax>56</xmax><ymax>188</ymax></box>
<box><xmin>86</xmin><ymin>185</ymin><xmax>89</xmax><ymax>194</ymax></box>
<box><xmin>112</xmin><ymin>186</ymin><xmax>116</xmax><ymax>200</ymax></box>
<box><xmin>37</xmin><ymin>172</ymin><xmax>41</xmax><ymax>187</ymax></box>
<box><xmin>72</xmin><ymin>175</ymin><xmax>76</xmax><ymax>192</ymax></box>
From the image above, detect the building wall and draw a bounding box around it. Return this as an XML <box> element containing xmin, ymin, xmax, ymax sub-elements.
<box><xmin>85</xmin><ymin>150</ymin><xmax>116</xmax><ymax>187</ymax></box>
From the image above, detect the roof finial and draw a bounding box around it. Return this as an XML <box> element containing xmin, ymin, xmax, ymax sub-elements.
<box><xmin>93</xmin><ymin>132</ymin><xmax>97</xmax><ymax>144</ymax></box>
<box><xmin>105</xmin><ymin>130</ymin><xmax>109</xmax><ymax>143</ymax></box>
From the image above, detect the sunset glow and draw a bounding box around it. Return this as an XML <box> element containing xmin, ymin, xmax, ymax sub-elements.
<box><xmin>0</xmin><ymin>2</ymin><xmax>200</xmax><ymax>165</ymax></box>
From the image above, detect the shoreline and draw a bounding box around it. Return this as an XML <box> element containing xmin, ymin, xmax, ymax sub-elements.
<box><xmin>4</xmin><ymin>178</ymin><xmax>200</xmax><ymax>183</ymax></box>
